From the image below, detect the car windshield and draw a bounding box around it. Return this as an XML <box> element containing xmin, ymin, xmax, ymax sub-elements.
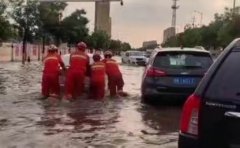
<box><xmin>129</xmin><ymin>52</ymin><xmax>144</xmax><ymax>56</ymax></box>
<box><xmin>153</xmin><ymin>52</ymin><xmax>213</xmax><ymax>69</ymax></box>
<box><xmin>144</xmin><ymin>52</ymin><xmax>152</xmax><ymax>58</ymax></box>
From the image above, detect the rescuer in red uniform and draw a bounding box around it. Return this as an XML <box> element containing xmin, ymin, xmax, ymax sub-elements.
<box><xmin>102</xmin><ymin>51</ymin><xmax>126</xmax><ymax>97</ymax></box>
<box><xmin>64</xmin><ymin>42</ymin><xmax>90</xmax><ymax>101</ymax></box>
<box><xmin>89</xmin><ymin>54</ymin><xmax>106</xmax><ymax>100</ymax></box>
<box><xmin>42</xmin><ymin>44</ymin><xmax>66</xmax><ymax>99</ymax></box>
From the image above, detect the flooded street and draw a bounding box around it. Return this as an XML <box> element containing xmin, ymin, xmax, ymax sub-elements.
<box><xmin>0</xmin><ymin>60</ymin><xmax>180</xmax><ymax>148</ymax></box>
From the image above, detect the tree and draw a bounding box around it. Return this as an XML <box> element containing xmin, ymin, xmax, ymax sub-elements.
<box><xmin>163</xmin><ymin>7</ymin><xmax>240</xmax><ymax>49</ymax></box>
<box><xmin>38</xmin><ymin>1</ymin><xmax>67</xmax><ymax>45</ymax></box>
<box><xmin>9</xmin><ymin>0</ymin><xmax>40</xmax><ymax>63</ymax></box>
<box><xmin>87</xmin><ymin>31</ymin><xmax>110</xmax><ymax>49</ymax></box>
<box><xmin>120</xmin><ymin>42</ymin><xmax>131</xmax><ymax>51</ymax></box>
<box><xmin>109</xmin><ymin>39</ymin><xmax>121</xmax><ymax>50</ymax></box>
<box><xmin>108</xmin><ymin>39</ymin><xmax>131</xmax><ymax>52</ymax></box>
<box><xmin>60</xmin><ymin>9</ymin><xmax>89</xmax><ymax>44</ymax></box>
<box><xmin>0</xmin><ymin>3</ymin><xmax>14</xmax><ymax>40</ymax></box>
<box><xmin>183</xmin><ymin>28</ymin><xmax>202</xmax><ymax>47</ymax></box>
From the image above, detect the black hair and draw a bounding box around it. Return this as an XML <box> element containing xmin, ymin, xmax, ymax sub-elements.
<box><xmin>104</xmin><ymin>55</ymin><xmax>112</xmax><ymax>59</ymax></box>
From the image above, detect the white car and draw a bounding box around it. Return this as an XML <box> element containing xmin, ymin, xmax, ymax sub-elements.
<box><xmin>121</xmin><ymin>51</ymin><xmax>147</xmax><ymax>65</ymax></box>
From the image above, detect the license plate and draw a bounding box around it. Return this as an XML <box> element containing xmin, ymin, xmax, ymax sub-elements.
<box><xmin>173</xmin><ymin>77</ymin><xmax>196</xmax><ymax>85</ymax></box>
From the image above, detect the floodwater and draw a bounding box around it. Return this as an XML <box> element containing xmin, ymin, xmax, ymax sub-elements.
<box><xmin>0</xmin><ymin>60</ymin><xmax>181</xmax><ymax>148</ymax></box>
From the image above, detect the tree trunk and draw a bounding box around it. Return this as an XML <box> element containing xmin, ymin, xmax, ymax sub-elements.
<box><xmin>22</xmin><ymin>28</ymin><xmax>28</xmax><ymax>64</ymax></box>
<box><xmin>42</xmin><ymin>35</ymin><xmax>45</xmax><ymax>61</ymax></box>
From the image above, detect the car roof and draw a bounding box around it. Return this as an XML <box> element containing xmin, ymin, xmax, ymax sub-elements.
<box><xmin>157</xmin><ymin>47</ymin><xmax>210</xmax><ymax>54</ymax></box>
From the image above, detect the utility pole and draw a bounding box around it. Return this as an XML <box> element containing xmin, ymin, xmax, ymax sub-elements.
<box><xmin>194</xmin><ymin>10</ymin><xmax>203</xmax><ymax>27</ymax></box>
<box><xmin>171</xmin><ymin>0</ymin><xmax>179</xmax><ymax>28</ymax></box>
<box><xmin>192</xmin><ymin>15</ymin><xmax>196</xmax><ymax>28</ymax></box>
<box><xmin>233</xmin><ymin>0</ymin><xmax>236</xmax><ymax>15</ymax></box>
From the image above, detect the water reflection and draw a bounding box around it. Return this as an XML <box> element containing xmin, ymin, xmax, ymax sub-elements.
<box><xmin>37</xmin><ymin>99</ymin><xmax>122</xmax><ymax>145</ymax></box>
<box><xmin>0</xmin><ymin>75</ymin><xmax>7</xmax><ymax>95</ymax></box>
<box><xmin>141</xmin><ymin>105</ymin><xmax>181</xmax><ymax>134</ymax></box>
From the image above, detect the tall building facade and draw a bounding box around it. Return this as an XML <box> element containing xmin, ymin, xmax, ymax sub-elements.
<box><xmin>163</xmin><ymin>27</ymin><xmax>176</xmax><ymax>43</ymax></box>
<box><xmin>95</xmin><ymin>1</ymin><xmax>111</xmax><ymax>36</ymax></box>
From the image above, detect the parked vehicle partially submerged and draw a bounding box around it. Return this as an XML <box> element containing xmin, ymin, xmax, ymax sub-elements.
<box><xmin>141</xmin><ymin>47</ymin><xmax>214</xmax><ymax>103</ymax></box>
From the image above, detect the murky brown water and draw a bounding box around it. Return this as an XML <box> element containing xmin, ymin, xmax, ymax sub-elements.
<box><xmin>0</xmin><ymin>60</ymin><xmax>180</xmax><ymax>148</ymax></box>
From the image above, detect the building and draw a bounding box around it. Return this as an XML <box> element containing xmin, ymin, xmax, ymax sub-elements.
<box><xmin>163</xmin><ymin>27</ymin><xmax>176</xmax><ymax>43</ymax></box>
<box><xmin>142</xmin><ymin>40</ymin><xmax>158</xmax><ymax>49</ymax></box>
<box><xmin>95</xmin><ymin>1</ymin><xmax>112</xmax><ymax>36</ymax></box>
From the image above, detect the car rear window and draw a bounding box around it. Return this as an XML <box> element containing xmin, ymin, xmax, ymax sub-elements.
<box><xmin>205</xmin><ymin>50</ymin><xmax>240</xmax><ymax>100</ymax></box>
<box><xmin>153</xmin><ymin>51</ymin><xmax>213</xmax><ymax>69</ymax></box>
<box><xmin>129</xmin><ymin>52</ymin><xmax>144</xmax><ymax>56</ymax></box>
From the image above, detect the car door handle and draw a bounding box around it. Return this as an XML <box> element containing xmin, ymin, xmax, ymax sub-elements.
<box><xmin>225</xmin><ymin>111</ymin><xmax>240</xmax><ymax>118</ymax></box>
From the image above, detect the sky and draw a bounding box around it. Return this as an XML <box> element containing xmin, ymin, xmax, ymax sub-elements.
<box><xmin>63</xmin><ymin>0</ymin><xmax>238</xmax><ymax>48</ymax></box>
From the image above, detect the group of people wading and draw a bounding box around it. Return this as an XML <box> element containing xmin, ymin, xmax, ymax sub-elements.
<box><xmin>42</xmin><ymin>42</ymin><xmax>126</xmax><ymax>101</ymax></box>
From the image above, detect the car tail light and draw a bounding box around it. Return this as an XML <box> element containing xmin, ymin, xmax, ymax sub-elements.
<box><xmin>146</xmin><ymin>67</ymin><xmax>166</xmax><ymax>77</ymax></box>
<box><xmin>180</xmin><ymin>94</ymin><xmax>201</xmax><ymax>136</ymax></box>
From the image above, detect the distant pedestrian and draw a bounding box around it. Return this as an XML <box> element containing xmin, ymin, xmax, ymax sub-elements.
<box><xmin>42</xmin><ymin>44</ymin><xmax>66</xmax><ymax>99</ymax></box>
<box><xmin>89</xmin><ymin>54</ymin><xmax>106</xmax><ymax>100</ymax></box>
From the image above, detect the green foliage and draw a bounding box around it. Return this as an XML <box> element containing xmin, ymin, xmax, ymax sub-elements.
<box><xmin>60</xmin><ymin>9</ymin><xmax>89</xmax><ymax>44</ymax></box>
<box><xmin>37</xmin><ymin>1</ymin><xmax>67</xmax><ymax>44</ymax></box>
<box><xmin>0</xmin><ymin>3</ymin><xmax>14</xmax><ymax>40</ymax></box>
<box><xmin>120</xmin><ymin>42</ymin><xmax>131</xmax><ymax>51</ymax></box>
<box><xmin>5</xmin><ymin>1</ymin><xmax>131</xmax><ymax>51</ymax></box>
<box><xmin>109</xmin><ymin>39</ymin><xmax>121</xmax><ymax>50</ymax></box>
<box><xmin>87</xmin><ymin>31</ymin><xmax>110</xmax><ymax>49</ymax></box>
<box><xmin>163</xmin><ymin>7</ymin><xmax>240</xmax><ymax>49</ymax></box>
<box><xmin>9</xmin><ymin>0</ymin><xmax>40</xmax><ymax>42</ymax></box>
<box><xmin>109</xmin><ymin>39</ymin><xmax>131</xmax><ymax>51</ymax></box>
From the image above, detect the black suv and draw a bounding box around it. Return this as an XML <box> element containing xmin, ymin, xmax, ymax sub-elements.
<box><xmin>141</xmin><ymin>48</ymin><xmax>213</xmax><ymax>102</ymax></box>
<box><xmin>179</xmin><ymin>38</ymin><xmax>240</xmax><ymax>148</ymax></box>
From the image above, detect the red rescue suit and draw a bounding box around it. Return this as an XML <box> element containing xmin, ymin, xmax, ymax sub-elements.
<box><xmin>89</xmin><ymin>62</ymin><xmax>106</xmax><ymax>100</ymax></box>
<box><xmin>65</xmin><ymin>51</ymin><xmax>89</xmax><ymax>99</ymax></box>
<box><xmin>102</xmin><ymin>59</ymin><xmax>124</xmax><ymax>97</ymax></box>
<box><xmin>42</xmin><ymin>53</ymin><xmax>65</xmax><ymax>97</ymax></box>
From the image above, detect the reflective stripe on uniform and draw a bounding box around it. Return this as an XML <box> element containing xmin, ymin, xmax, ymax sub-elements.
<box><xmin>106</xmin><ymin>61</ymin><xmax>117</xmax><ymax>64</ymax></box>
<box><xmin>44</xmin><ymin>57</ymin><xmax>58</xmax><ymax>63</ymax></box>
<box><xmin>71</xmin><ymin>54</ymin><xmax>87</xmax><ymax>59</ymax></box>
<box><xmin>91</xmin><ymin>65</ymin><xmax>105</xmax><ymax>70</ymax></box>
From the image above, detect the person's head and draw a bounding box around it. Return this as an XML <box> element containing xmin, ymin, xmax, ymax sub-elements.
<box><xmin>93</xmin><ymin>54</ymin><xmax>101</xmax><ymax>62</ymax></box>
<box><xmin>95</xmin><ymin>49</ymin><xmax>101</xmax><ymax>55</ymax></box>
<box><xmin>48</xmin><ymin>44</ymin><xmax>57</xmax><ymax>53</ymax></box>
<box><xmin>104</xmin><ymin>50</ymin><xmax>113</xmax><ymax>59</ymax></box>
<box><xmin>77</xmin><ymin>42</ymin><xmax>87</xmax><ymax>51</ymax></box>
